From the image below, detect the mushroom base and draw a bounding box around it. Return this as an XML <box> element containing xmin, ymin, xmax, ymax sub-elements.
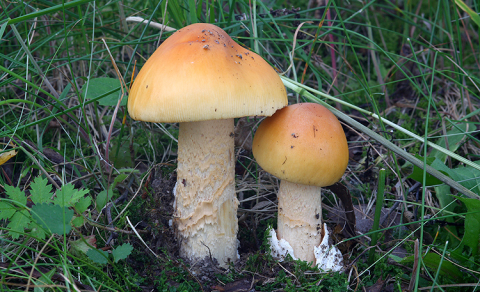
<box><xmin>269</xmin><ymin>224</ymin><xmax>343</xmax><ymax>271</ymax></box>
<box><xmin>174</xmin><ymin>119</ymin><xmax>239</xmax><ymax>267</ymax></box>
<box><xmin>277</xmin><ymin>180</ymin><xmax>322</xmax><ymax>264</ymax></box>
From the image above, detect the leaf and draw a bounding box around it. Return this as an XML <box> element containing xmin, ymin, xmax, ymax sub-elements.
<box><xmin>71</xmin><ymin>216</ymin><xmax>85</xmax><ymax>227</ymax></box>
<box><xmin>87</xmin><ymin>248</ymin><xmax>109</xmax><ymax>264</ymax></box>
<box><xmin>30</xmin><ymin>176</ymin><xmax>53</xmax><ymax>205</ymax></box>
<box><xmin>448</xmin><ymin>162</ymin><xmax>480</xmax><ymax>194</ymax></box>
<box><xmin>0</xmin><ymin>201</ymin><xmax>16</xmax><ymax>220</ymax></box>
<box><xmin>70</xmin><ymin>235</ymin><xmax>97</xmax><ymax>256</ymax></box>
<box><xmin>4</xmin><ymin>184</ymin><xmax>26</xmax><ymax>206</ymax></box>
<box><xmin>408</xmin><ymin>155</ymin><xmax>443</xmax><ymax>186</ymax></box>
<box><xmin>401</xmin><ymin>252</ymin><xmax>462</xmax><ymax>280</ymax></box>
<box><xmin>75</xmin><ymin>196</ymin><xmax>92</xmax><ymax>214</ymax></box>
<box><xmin>430</xmin><ymin>123</ymin><xmax>468</xmax><ymax>163</ymax></box>
<box><xmin>96</xmin><ymin>188</ymin><xmax>110</xmax><ymax>212</ymax></box>
<box><xmin>110</xmin><ymin>139</ymin><xmax>134</xmax><ymax>168</ymax></box>
<box><xmin>7</xmin><ymin>210</ymin><xmax>31</xmax><ymax>239</ymax></box>
<box><xmin>82</xmin><ymin>77</ymin><xmax>126</xmax><ymax>106</ymax></box>
<box><xmin>30</xmin><ymin>221</ymin><xmax>47</xmax><ymax>240</ymax></box>
<box><xmin>456</xmin><ymin>197</ymin><xmax>480</xmax><ymax>256</ymax></box>
<box><xmin>53</xmin><ymin>184</ymin><xmax>89</xmax><ymax>207</ymax></box>
<box><xmin>112</xmin><ymin>243</ymin><xmax>133</xmax><ymax>262</ymax></box>
<box><xmin>31</xmin><ymin>203</ymin><xmax>74</xmax><ymax>235</ymax></box>
<box><xmin>113</xmin><ymin>173</ymin><xmax>129</xmax><ymax>188</ymax></box>
<box><xmin>33</xmin><ymin>268</ymin><xmax>55</xmax><ymax>292</ymax></box>
<box><xmin>454</xmin><ymin>0</ymin><xmax>480</xmax><ymax>28</ymax></box>
<box><xmin>0</xmin><ymin>149</ymin><xmax>16</xmax><ymax>166</ymax></box>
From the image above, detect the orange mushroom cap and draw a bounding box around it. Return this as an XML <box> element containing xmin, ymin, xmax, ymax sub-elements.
<box><xmin>252</xmin><ymin>103</ymin><xmax>349</xmax><ymax>187</ymax></box>
<box><xmin>128</xmin><ymin>23</ymin><xmax>287</xmax><ymax>123</ymax></box>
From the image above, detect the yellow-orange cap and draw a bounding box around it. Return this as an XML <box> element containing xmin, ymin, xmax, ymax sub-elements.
<box><xmin>252</xmin><ymin>103</ymin><xmax>349</xmax><ymax>187</ymax></box>
<box><xmin>128</xmin><ymin>23</ymin><xmax>287</xmax><ymax>123</ymax></box>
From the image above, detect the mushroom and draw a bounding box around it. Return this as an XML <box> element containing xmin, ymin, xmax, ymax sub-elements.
<box><xmin>128</xmin><ymin>23</ymin><xmax>287</xmax><ymax>266</ymax></box>
<box><xmin>252</xmin><ymin>103</ymin><xmax>348</xmax><ymax>269</ymax></box>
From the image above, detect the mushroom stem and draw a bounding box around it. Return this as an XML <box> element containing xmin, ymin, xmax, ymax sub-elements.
<box><xmin>277</xmin><ymin>180</ymin><xmax>322</xmax><ymax>263</ymax></box>
<box><xmin>174</xmin><ymin>118</ymin><xmax>239</xmax><ymax>266</ymax></box>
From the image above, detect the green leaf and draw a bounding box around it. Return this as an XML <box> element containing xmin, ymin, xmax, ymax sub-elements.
<box><xmin>112</xmin><ymin>243</ymin><xmax>133</xmax><ymax>262</ymax></box>
<box><xmin>87</xmin><ymin>248</ymin><xmax>109</xmax><ymax>264</ymax></box>
<box><xmin>4</xmin><ymin>184</ymin><xmax>26</xmax><ymax>206</ymax></box>
<box><xmin>70</xmin><ymin>235</ymin><xmax>97</xmax><ymax>256</ymax></box>
<box><xmin>31</xmin><ymin>203</ymin><xmax>74</xmax><ymax>235</ymax></box>
<box><xmin>33</xmin><ymin>268</ymin><xmax>55</xmax><ymax>292</ymax></box>
<box><xmin>456</xmin><ymin>197</ymin><xmax>480</xmax><ymax>256</ymax></box>
<box><xmin>113</xmin><ymin>174</ymin><xmax>129</xmax><ymax>188</ymax></box>
<box><xmin>53</xmin><ymin>184</ymin><xmax>89</xmax><ymax>207</ymax></box>
<box><xmin>82</xmin><ymin>77</ymin><xmax>126</xmax><ymax>106</ymax></box>
<box><xmin>0</xmin><ymin>201</ymin><xmax>16</xmax><ymax>220</ymax></box>
<box><xmin>454</xmin><ymin>0</ymin><xmax>480</xmax><ymax>28</ymax></box>
<box><xmin>30</xmin><ymin>176</ymin><xmax>53</xmax><ymax>204</ymax></box>
<box><xmin>408</xmin><ymin>155</ymin><xmax>443</xmax><ymax>186</ymax></box>
<box><xmin>7</xmin><ymin>210</ymin><xmax>31</xmax><ymax>239</ymax></box>
<box><xmin>401</xmin><ymin>252</ymin><xmax>462</xmax><ymax>280</ymax></box>
<box><xmin>30</xmin><ymin>221</ymin><xmax>47</xmax><ymax>240</ymax></box>
<box><xmin>430</xmin><ymin>123</ymin><xmax>468</xmax><ymax>163</ymax></box>
<box><xmin>96</xmin><ymin>188</ymin><xmax>110</xmax><ymax>212</ymax></box>
<box><xmin>75</xmin><ymin>196</ymin><xmax>92</xmax><ymax>214</ymax></box>
<box><xmin>449</xmin><ymin>162</ymin><xmax>480</xmax><ymax>194</ymax></box>
<box><xmin>110</xmin><ymin>139</ymin><xmax>134</xmax><ymax>168</ymax></box>
<box><xmin>71</xmin><ymin>216</ymin><xmax>85</xmax><ymax>227</ymax></box>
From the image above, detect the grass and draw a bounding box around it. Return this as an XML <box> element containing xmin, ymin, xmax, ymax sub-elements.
<box><xmin>1</xmin><ymin>0</ymin><xmax>480</xmax><ymax>291</ymax></box>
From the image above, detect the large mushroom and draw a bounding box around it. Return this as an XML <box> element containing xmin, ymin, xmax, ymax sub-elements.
<box><xmin>252</xmin><ymin>103</ymin><xmax>348</xmax><ymax>269</ymax></box>
<box><xmin>128</xmin><ymin>23</ymin><xmax>287</xmax><ymax>266</ymax></box>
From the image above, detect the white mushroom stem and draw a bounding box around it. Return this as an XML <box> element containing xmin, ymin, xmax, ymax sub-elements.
<box><xmin>174</xmin><ymin>119</ymin><xmax>239</xmax><ymax>267</ymax></box>
<box><xmin>269</xmin><ymin>223</ymin><xmax>344</xmax><ymax>272</ymax></box>
<box><xmin>277</xmin><ymin>180</ymin><xmax>322</xmax><ymax>264</ymax></box>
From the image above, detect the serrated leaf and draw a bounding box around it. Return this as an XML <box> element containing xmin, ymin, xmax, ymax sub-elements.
<box><xmin>53</xmin><ymin>184</ymin><xmax>89</xmax><ymax>207</ymax></box>
<box><xmin>87</xmin><ymin>248</ymin><xmax>109</xmax><ymax>264</ymax></box>
<box><xmin>82</xmin><ymin>77</ymin><xmax>126</xmax><ymax>106</ymax></box>
<box><xmin>75</xmin><ymin>196</ymin><xmax>92</xmax><ymax>214</ymax></box>
<box><xmin>7</xmin><ymin>210</ymin><xmax>31</xmax><ymax>239</ymax></box>
<box><xmin>456</xmin><ymin>196</ymin><xmax>480</xmax><ymax>256</ymax></box>
<box><xmin>30</xmin><ymin>221</ymin><xmax>47</xmax><ymax>240</ymax></box>
<box><xmin>30</xmin><ymin>176</ymin><xmax>53</xmax><ymax>205</ymax></box>
<box><xmin>4</xmin><ymin>185</ymin><xmax>26</xmax><ymax>206</ymax></box>
<box><xmin>112</xmin><ymin>243</ymin><xmax>133</xmax><ymax>262</ymax></box>
<box><xmin>31</xmin><ymin>203</ymin><xmax>73</xmax><ymax>235</ymax></box>
<box><xmin>0</xmin><ymin>201</ymin><xmax>16</xmax><ymax>220</ymax></box>
<box><xmin>72</xmin><ymin>216</ymin><xmax>85</xmax><ymax>227</ymax></box>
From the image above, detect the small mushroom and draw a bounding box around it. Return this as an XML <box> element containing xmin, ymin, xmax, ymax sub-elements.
<box><xmin>252</xmin><ymin>103</ymin><xmax>348</xmax><ymax>269</ymax></box>
<box><xmin>128</xmin><ymin>23</ymin><xmax>287</xmax><ymax>267</ymax></box>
